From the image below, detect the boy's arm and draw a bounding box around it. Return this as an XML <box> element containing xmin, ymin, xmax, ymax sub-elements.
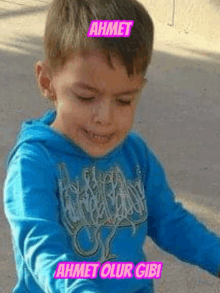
<box><xmin>145</xmin><ymin>147</ymin><xmax>220</xmax><ymax>278</ymax></box>
<box><xmin>3</xmin><ymin>144</ymin><xmax>102</xmax><ymax>293</ymax></box>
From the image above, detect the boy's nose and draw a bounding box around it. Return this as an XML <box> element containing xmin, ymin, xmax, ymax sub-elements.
<box><xmin>94</xmin><ymin>99</ymin><xmax>114</xmax><ymax>125</ymax></box>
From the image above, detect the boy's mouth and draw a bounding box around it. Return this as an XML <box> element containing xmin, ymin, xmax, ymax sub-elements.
<box><xmin>83</xmin><ymin>128</ymin><xmax>114</xmax><ymax>143</ymax></box>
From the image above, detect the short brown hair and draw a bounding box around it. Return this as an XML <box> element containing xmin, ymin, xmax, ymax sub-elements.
<box><xmin>43</xmin><ymin>0</ymin><xmax>154</xmax><ymax>79</ymax></box>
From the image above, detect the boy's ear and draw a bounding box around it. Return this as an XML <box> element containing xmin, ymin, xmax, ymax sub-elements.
<box><xmin>142</xmin><ymin>78</ymin><xmax>148</xmax><ymax>88</ymax></box>
<box><xmin>34</xmin><ymin>61</ymin><xmax>55</xmax><ymax>100</ymax></box>
<box><xmin>135</xmin><ymin>78</ymin><xmax>148</xmax><ymax>105</ymax></box>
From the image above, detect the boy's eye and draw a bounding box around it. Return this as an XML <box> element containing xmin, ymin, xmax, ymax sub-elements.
<box><xmin>77</xmin><ymin>96</ymin><xmax>94</xmax><ymax>102</ymax></box>
<box><xmin>76</xmin><ymin>96</ymin><xmax>131</xmax><ymax>106</ymax></box>
<box><xmin>118</xmin><ymin>100</ymin><xmax>131</xmax><ymax>106</ymax></box>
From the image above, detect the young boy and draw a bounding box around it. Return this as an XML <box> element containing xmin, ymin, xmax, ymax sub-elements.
<box><xmin>3</xmin><ymin>0</ymin><xmax>220</xmax><ymax>292</ymax></box>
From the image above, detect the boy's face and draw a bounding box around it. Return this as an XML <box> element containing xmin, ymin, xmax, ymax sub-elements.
<box><xmin>36</xmin><ymin>50</ymin><xmax>147</xmax><ymax>158</ymax></box>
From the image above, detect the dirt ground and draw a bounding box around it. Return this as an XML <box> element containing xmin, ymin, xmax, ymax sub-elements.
<box><xmin>0</xmin><ymin>1</ymin><xmax>220</xmax><ymax>292</ymax></box>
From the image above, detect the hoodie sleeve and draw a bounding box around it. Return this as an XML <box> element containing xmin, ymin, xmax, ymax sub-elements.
<box><xmin>3</xmin><ymin>142</ymin><xmax>102</xmax><ymax>293</ymax></box>
<box><xmin>145</xmin><ymin>147</ymin><xmax>220</xmax><ymax>277</ymax></box>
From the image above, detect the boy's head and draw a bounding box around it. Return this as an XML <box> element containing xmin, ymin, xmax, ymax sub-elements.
<box><xmin>35</xmin><ymin>0</ymin><xmax>154</xmax><ymax>158</ymax></box>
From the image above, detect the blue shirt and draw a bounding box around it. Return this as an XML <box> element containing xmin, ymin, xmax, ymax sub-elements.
<box><xmin>3</xmin><ymin>110</ymin><xmax>220</xmax><ymax>293</ymax></box>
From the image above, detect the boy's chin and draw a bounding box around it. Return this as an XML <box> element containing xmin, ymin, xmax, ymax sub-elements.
<box><xmin>82</xmin><ymin>139</ymin><xmax>124</xmax><ymax>158</ymax></box>
<box><xmin>83</xmin><ymin>145</ymin><xmax>118</xmax><ymax>158</ymax></box>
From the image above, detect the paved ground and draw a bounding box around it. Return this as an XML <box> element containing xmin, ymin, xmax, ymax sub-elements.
<box><xmin>0</xmin><ymin>1</ymin><xmax>220</xmax><ymax>292</ymax></box>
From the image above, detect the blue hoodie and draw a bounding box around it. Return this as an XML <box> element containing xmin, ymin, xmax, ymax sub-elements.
<box><xmin>3</xmin><ymin>110</ymin><xmax>220</xmax><ymax>293</ymax></box>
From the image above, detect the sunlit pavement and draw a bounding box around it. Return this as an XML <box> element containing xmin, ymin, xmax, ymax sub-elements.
<box><xmin>0</xmin><ymin>1</ymin><xmax>220</xmax><ymax>292</ymax></box>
